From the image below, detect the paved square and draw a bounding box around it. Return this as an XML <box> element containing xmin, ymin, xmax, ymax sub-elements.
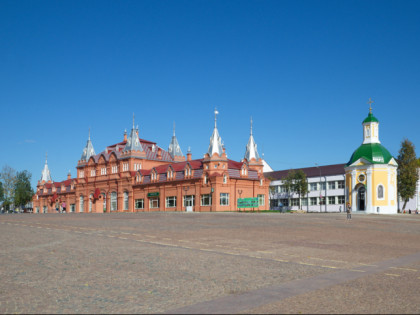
<box><xmin>1</xmin><ymin>212</ymin><xmax>420</xmax><ymax>313</ymax></box>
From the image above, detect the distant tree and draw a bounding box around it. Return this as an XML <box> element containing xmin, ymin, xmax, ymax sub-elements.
<box><xmin>293</xmin><ymin>170</ymin><xmax>308</xmax><ymax>210</ymax></box>
<box><xmin>282</xmin><ymin>170</ymin><xmax>296</xmax><ymax>210</ymax></box>
<box><xmin>14</xmin><ymin>170</ymin><xmax>34</xmax><ymax>209</ymax></box>
<box><xmin>397</xmin><ymin>139</ymin><xmax>419</xmax><ymax>211</ymax></box>
<box><xmin>0</xmin><ymin>165</ymin><xmax>17</xmax><ymax>210</ymax></box>
<box><xmin>0</xmin><ymin>181</ymin><xmax>4</xmax><ymax>203</ymax></box>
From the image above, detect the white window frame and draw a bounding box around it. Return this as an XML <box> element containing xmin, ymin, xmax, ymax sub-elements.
<box><xmin>328</xmin><ymin>181</ymin><xmax>336</xmax><ymax>190</ymax></box>
<box><xmin>258</xmin><ymin>194</ymin><xmax>265</xmax><ymax>206</ymax></box>
<box><xmin>166</xmin><ymin>196</ymin><xmax>177</xmax><ymax>208</ymax></box>
<box><xmin>183</xmin><ymin>195</ymin><xmax>195</xmax><ymax>207</ymax></box>
<box><xmin>220</xmin><ymin>193</ymin><xmax>229</xmax><ymax>206</ymax></box>
<box><xmin>123</xmin><ymin>191</ymin><xmax>129</xmax><ymax>210</ymax></box>
<box><xmin>150</xmin><ymin>198</ymin><xmax>159</xmax><ymax>209</ymax></box>
<box><xmin>377</xmin><ymin>184</ymin><xmax>385</xmax><ymax>200</ymax></box>
<box><xmin>79</xmin><ymin>195</ymin><xmax>84</xmax><ymax>212</ymax></box>
<box><xmin>291</xmin><ymin>198</ymin><xmax>299</xmax><ymax>206</ymax></box>
<box><xmin>89</xmin><ymin>194</ymin><xmax>93</xmax><ymax>212</ymax></box>
<box><xmin>135</xmin><ymin>199</ymin><xmax>144</xmax><ymax>209</ymax></box>
<box><xmin>110</xmin><ymin>192</ymin><xmax>117</xmax><ymax>211</ymax></box>
<box><xmin>201</xmin><ymin>194</ymin><xmax>212</xmax><ymax>206</ymax></box>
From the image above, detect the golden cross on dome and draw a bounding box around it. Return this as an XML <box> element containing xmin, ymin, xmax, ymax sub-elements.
<box><xmin>367</xmin><ymin>98</ymin><xmax>374</xmax><ymax>113</ymax></box>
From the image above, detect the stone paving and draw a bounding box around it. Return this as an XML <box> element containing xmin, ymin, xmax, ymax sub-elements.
<box><xmin>0</xmin><ymin>212</ymin><xmax>420</xmax><ymax>313</ymax></box>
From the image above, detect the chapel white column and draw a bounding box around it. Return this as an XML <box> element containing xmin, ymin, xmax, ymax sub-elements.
<box><xmin>366</xmin><ymin>168</ymin><xmax>372</xmax><ymax>213</ymax></box>
<box><xmin>351</xmin><ymin>170</ymin><xmax>357</xmax><ymax>212</ymax></box>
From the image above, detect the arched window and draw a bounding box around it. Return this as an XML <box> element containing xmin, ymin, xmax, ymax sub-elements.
<box><xmin>101</xmin><ymin>193</ymin><xmax>106</xmax><ymax>212</ymax></box>
<box><xmin>111</xmin><ymin>192</ymin><xmax>117</xmax><ymax>211</ymax></box>
<box><xmin>79</xmin><ymin>195</ymin><xmax>84</xmax><ymax>213</ymax></box>
<box><xmin>223</xmin><ymin>174</ymin><xmax>227</xmax><ymax>184</ymax></box>
<box><xmin>123</xmin><ymin>191</ymin><xmax>129</xmax><ymax>210</ymax></box>
<box><xmin>89</xmin><ymin>194</ymin><xmax>93</xmax><ymax>212</ymax></box>
<box><xmin>377</xmin><ymin>185</ymin><xmax>384</xmax><ymax>199</ymax></box>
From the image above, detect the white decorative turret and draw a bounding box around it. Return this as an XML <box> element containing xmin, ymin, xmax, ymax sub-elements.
<box><xmin>362</xmin><ymin>98</ymin><xmax>380</xmax><ymax>144</ymax></box>
<box><xmin>168</xmin><ymin>122</ymin><xmax>183</xmax><ymax>159</ymax></box>
<box><xmin>123</xmin><ymin>114</ymin><xmax>143</xmax><ymax>152</ymax></box>
<box><xmin>244</xmin><ymin>117</ymin><xmax>260</xmax><ymax>161</ymax></box>
<box><xmin>207</xmin><ymin>109</ymin><xmax>224</xmax><ymax>157</ymax></box>
<box><xmin>41</xmin><ymin>152</ymin><xmax>52</xmax><ymax>182</ymax></box>
<box><xmin>80</xmin><ymin>128</ymin><xmax>96</xmax><ymax>162</ymax></box>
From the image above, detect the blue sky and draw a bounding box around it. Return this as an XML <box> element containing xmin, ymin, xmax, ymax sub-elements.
<box><xmin>1</xmin><ymin>0</ymin><xmax>419</xmax><ymax>189</ymax></box>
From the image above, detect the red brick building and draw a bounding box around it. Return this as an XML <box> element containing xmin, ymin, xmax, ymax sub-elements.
<box><xmin>32</xmin><ymin>112</ymin><xmax>269</xmax><ymax>213</ymax></box>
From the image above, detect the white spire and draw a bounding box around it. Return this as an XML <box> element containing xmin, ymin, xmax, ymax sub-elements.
<box><xmin>244</xmin><ymin>116</ymin><xmax>260</xmax><ymax>161</ymax></box>
<box><xmin>207</xmin><ymin>108</ymin><xmax>224</xmax><ymax>156</ymax></box>
<box><xmin>168</xmin><ymin>122</ymin><xmax>183</xmax><ymax>159</ymax></box>
<box><xmin>81</xmin><ymin>129</ymin><xmax>96</xmax><ymax>162</ymax></box>
<box><xmin>123</xmin><ymin>114</ymin><xmax>143</xmax><ymax>152</ymax></box>
<box><xmin>41</xmin><ymin>152</ymin><xmax>52</xmax><ymax>182</ymax></box>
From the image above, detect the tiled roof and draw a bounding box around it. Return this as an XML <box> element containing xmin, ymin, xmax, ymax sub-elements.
<box><xmin>228</xmin><ymin>159</ymin><xmax>243</xmax><ymax>170</ymax></box>
<box><xmin>264</xmin><ymin>163</ymin><xmax>346</xmax><ymax>180</ymax></box>
<box><xmin>248</xmin><ymin>170</ymin><xmax>259</xmax><ymax>179</ymax></box>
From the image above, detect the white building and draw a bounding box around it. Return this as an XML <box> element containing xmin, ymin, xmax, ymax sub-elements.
<box><xmin>265</xmin><ymin>164</ymin><xmax>346</xmax><ymax>212</ymax></box>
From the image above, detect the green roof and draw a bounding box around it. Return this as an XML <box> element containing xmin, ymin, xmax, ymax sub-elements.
<box><xmin>362</xmin><ymin>112</ymin><xmax>379</xmax><ymax>124</ymax></box>
<box><xmin>346</xmin><ymin>143</ymin><xmax>393</xmax><ymax>166</ymax></box>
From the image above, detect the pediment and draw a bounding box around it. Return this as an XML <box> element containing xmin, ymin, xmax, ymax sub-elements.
<box><xmin>348</xmin><ymin>157</ymin><xmax>371</xmax><ymax>167</ymax></box>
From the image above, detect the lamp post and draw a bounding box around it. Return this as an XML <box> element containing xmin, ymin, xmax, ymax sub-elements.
<box><xmin>238</xmin><ymin>189</ymin><xmax>243</xmax><ymax>211</ymax></box>
<box><xmin>183</xmin><ymin>186</ymin><xmax>189</xmax><ymax>211</ymax></box>
<box><xmin>315</xmin><ymin>163</ymin><xmax>322</xmax><ymax>213</ymax></box>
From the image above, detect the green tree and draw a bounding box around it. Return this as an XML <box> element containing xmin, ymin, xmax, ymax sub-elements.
<box><xmin>0</xmin><ymin>165</ymin><xmax>17</xmax><ymax>211</ymax></box>
<box><xmin>282</xmin><ymin>170</ymin><xmax>296</xmax><ymax>210</ymax></box>
<box><xmin>397</xmin><ymin>139</ymin><xmax>419</xmax><ymax>211</ymax></box>
<box><xmin>14</xmin><ymin>170</ymin><xmax>34</xmax><ymax>209</ymax></box>
<box><xmin>0</xmin><ymin>181</ymin><xmax>4</xmax><ymax>203</ymax></box>
<box><xmin>293</xmin><ymin>170</ymin><xmax>308</xmax><ymax>210</ymax></box>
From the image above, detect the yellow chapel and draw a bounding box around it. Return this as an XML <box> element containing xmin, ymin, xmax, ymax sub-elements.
<box><xmin>345</xmin><ymin>99</ymin><xmax>398</xmax><ymax>214</ymax></box>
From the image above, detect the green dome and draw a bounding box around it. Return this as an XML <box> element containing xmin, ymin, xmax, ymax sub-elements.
<box><xmin>346</xmin><ymin>143</ymin><xmax>393</xmax><ymax>166</ymax></box>
<box><xmin>362</xmin><ymin>112</ymin><xmax>379</xmax><ymax>124</ymax></box>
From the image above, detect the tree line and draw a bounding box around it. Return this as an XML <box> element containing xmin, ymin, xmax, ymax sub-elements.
<box><xmin>0</xmin><ymin>165</ymin><xmax>34</xmax><ymax>212</ymax></box>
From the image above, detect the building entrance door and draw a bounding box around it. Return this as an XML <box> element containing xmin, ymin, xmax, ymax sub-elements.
<box><xmin>358</xmin><ymin>186</ymin><xmax>366</xmax><ymax>211</ymax></box>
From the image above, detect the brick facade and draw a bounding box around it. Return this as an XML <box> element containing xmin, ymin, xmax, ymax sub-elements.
<box><xmin>33</xmin><ymin>117</ymin><xmax>269</xmax><ymax>213</ymax></box>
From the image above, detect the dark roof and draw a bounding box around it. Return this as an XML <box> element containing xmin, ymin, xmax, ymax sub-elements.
<box><xmin>264</xmin><ymin>163</ymin><xmax>345</xmax><ymax>180</ymax></box>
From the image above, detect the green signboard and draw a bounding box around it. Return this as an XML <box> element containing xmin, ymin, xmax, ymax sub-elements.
<box><xmin>147</xmin><ymin>192</ymin><xmax>159</xmax><ymax>197</ymax></box>
<box><xmin>237</xmin><ymin>197</ymin><xmax>259</xmax><ymax>208</ymax></box>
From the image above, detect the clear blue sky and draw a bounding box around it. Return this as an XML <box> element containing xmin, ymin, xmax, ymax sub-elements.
<box><xmin>1</xmin><ymin>0</ymin><xmax>419</xmax><ymax>189</ymax></box>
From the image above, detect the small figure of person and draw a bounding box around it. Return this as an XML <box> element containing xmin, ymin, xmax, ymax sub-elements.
<box><xmin>55</xmin><ymin>201</ymin><xmax>59</xmax><ymax>212</ymax></box>
<box><xmin>409</xmin><ymin>209</ymin><xmax>412</xmax><ymax>214</ymax></box>
<box><xmin>62</xmin><ymin>201</ymin><xmax>66</xmax><ymax>213</ymax></box>
<box><xmin>346</xmin><ymin>203</ymin><xmax>351</xmax><ymax>220</ymax></box>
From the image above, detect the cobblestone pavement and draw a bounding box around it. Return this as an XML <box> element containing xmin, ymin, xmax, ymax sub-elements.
<box><xmin>0</xmin><ymin>212</ymin><xmax>420</xmax><ymax>313</ymax></box>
